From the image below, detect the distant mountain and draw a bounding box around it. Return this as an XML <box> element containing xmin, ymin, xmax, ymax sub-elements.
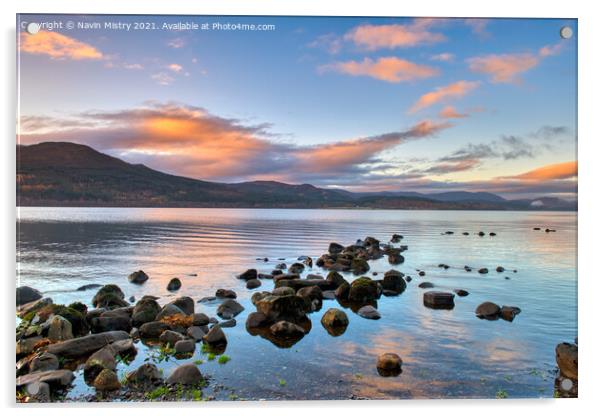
<box><xmin>16</xmin><ymin>142</ymin><xmax>575</xmax><ymax>210</ymax></box>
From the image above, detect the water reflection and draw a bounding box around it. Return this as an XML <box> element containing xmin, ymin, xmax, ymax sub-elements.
<box><xmin>17</xmin><ymin>208</ymin><xmax>577</xmax><ymax>400</ymax></box>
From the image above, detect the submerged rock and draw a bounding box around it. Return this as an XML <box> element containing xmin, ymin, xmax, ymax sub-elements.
<box><xmin>475</xmin><ymin>302</ymin><xmax>501</xmax><ymax>319</ymax></box>
<box><xmin>357</xmin><ymin>305</ymin><xmax>381</xmax><ymax>320</ymax></box>
<box><xmin>238</xmin><ymin>269</ymin><xmax>258</xmax><ymax>281</ymax></box>
<box><xmin>418</xmin><ymin>282</ymin><xmax>435</xmax><ymax>289</ymax></box>
<box><xmin>321</xmin><ymin>308</ymin><xmax>349</xmax><ymax>336</ymax></box>
<box><xmin>216</xmin><ymin>289</ymin><xmax>237</xmax><ymax>299</ymax></box>
<box><xmin>376</xmin><ymin>353</ymin><xmax>402</xmax><ymax>377</ymax></box>
<box><xmin>246</xmin><ymin>279</ymin><xmax>262</xmax><ymax>289</ymax></box>
<box><xmin>127</xmin><ymin>270</ymin><xmax>149</xmax><ymax>284</ymax></box>
<box><xmin>174</xmin><ymin>339</ymin><xmax>195</xmax><ymax>354</ymax></box>
<box><xmin>217</xmin><ymin>299</ymin><xmax>244</xmax><ymax>319</ymax></box>
<box><xmin>496</xmin><ymin>266</ymin><xmax>505</xmax><ymax>273</ymax></box>
<box><xmin>167</xmin><ymin>278</ymin><xmax>182</xmax><ymax>291</ymax></box>
<box><xmin>166</xmin><ymin>363</ymin><xmax>203</xmax><ymax>385</ymax></box>
<box><xmin>255</xmin><ymin>295</ymin><xmax>307</xmax><ymax>323</ymax></box>
<box><xmin>500</xmin><ymin>306</ymin><xmax>522</xmax><ymax>322</ymax></box>
<box><xmin>478</xmin><ymin>268</ymin><xmax>489</xmax><ymax>274</ymax></box>
<box><xmin>423</xmin><ymin>291</ymin><xmax>455</xmax><ymax>310</ymax></box>
<box><xmin>453</xmin><ymin>289</ymin><xmax>469</xmax><ymax>297</ymax></box>
<box><xmin>269</xmin><ymin>320</ymin><xmax>306</xmax><ymax>338</ymax></box>
<box><xmin>245</xmin><ymin>312</ymin><xmax>269</xmax><ymax>330</ymax></box>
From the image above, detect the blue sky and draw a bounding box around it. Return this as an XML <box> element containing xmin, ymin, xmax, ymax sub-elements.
<box><xmin>17</xmin><ymin>15</ymin><xmax>577</xmax><ymax>198</ymax></box>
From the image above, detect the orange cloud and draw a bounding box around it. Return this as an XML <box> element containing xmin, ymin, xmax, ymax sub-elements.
<box><xmin>19</xmin><ymin>31</ymin><xmax>103</xmax><ymax>60</ymax></box>
<box><xmin>168</xmin><ymin>63</ymin><xmax>183</xmax><ymax>73</ymax></box>
<box><xmin>344</xmin><ymin>22</ymin><xmax>445</xmax><ymax>50</ymax></box>
<box><xmin>467</xmin><ymin>53</ymin><xmax>539</xmax><ymax>83</ymax></box>
<box><xmin>410</xmin><ymin>80</ymin><xmax>480</xmax><ymax>113</ymax></box>
<box><xmin>439</xmin><ymin>105</ymin><xmax>468</xmax><ymax>119</ymax></box>
<box><xmin>504</xmin><ymin>161</ymin><xmax>577</xmax><ymax>181</ymax></box>
<box><xmin>19</xmin><ymin>103</ymin><xmax>453</xmax><ymax>183</ymax></box>
<box><xmin>319</xmin><ymin>57</ymin><xmax>439</xmax><ymax>83</ymax></box>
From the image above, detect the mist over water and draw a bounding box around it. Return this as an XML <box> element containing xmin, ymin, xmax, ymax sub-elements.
<box><xmin>16</xmin><ymin>208</ymin><xmax>577</xmax><ymax>400</ymax></box>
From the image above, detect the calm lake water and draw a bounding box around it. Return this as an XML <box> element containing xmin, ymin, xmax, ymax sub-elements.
<box><xmin>16</xmin><ymin>208</ymin><xmax>577</xmax><ymax>400</ymax></box>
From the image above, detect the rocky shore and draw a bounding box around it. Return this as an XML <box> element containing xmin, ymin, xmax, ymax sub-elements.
<box><xmin>15</xmin><ymin>232</ymin><xmax>576</xmax><ymax>402</ymax></box>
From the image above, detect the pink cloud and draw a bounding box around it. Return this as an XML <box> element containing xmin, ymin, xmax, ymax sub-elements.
<box><xmin>410</xmin><ymin>80</ymin><xmax>480</xmax><ymax>113</ymax></box>
<box><xmin>19</xmin><ymin>32</ymin><xmax>103</xmax><ymax>60</ymax></box>
<box><xmin>439</xmin><ymin>106</ymin><xmax>468</xmax><ymax>119</ymax></box>
<box><xmin>344</xmin><ymin>21</ymin><xmax>446</xmax><ymax>50</ymax></box>
<box><xmin>319</xmin><ymin>57</ymin><xmax>439</xmax><ymax>83</ymax></box>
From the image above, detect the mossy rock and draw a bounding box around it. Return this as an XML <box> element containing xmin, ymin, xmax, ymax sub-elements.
<box><xmin>348</xmin><ymin>277</ymin><xmax>379</xmax><ymax>304</ymax></box>
<box><xmin>35</xmin><ymin>304</ymin><xmax>89</xmax><ymax>336</ymax></box>
<box><xmin>92</xmin><ymin>285</ymin><xmax>126</xmax><ymax>308</ymax></box>
<box><xmin>68</xmin><ymin>301</ymin><xmax>88</xmax><ymax>316</ymax></box>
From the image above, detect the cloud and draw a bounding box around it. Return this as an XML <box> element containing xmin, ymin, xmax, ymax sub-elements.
<box><xmin>19</xmin><ymin>31</ymin><xmax>103</xmax><ymax>60</ymax></box>
<box><xmin>319</xmin><ymin>57</ymin><xmax>439</xmax><ymax>83</ymax></box>
<box><xmin>501</xmin><ymin>161</ymin><xmax>577</xmax><ymax>181</ymax></box>
<box><xmin>307</xmin><ymin>33</ymin><xmax>343</xmax><ymax>54</ymax></box>
<box><xmin>467</xmin><ymin>42</ymin><xmax>565</xmax><ymax>83</ymax></box>
<box><xmin>465</xmin><ymin>19</ymin><xmax>490</xmax><ymax>38</ymax></box>
<box><xmin>409</xmin><ymin>80</ymin><xmax>480</xmax><ymax>113</ymax></box>
<box><xmin>430</xmin><ymin>53</ymin><xmax>455</xmax><ymax>62</ymax></box>
<box><xmin>167</xmin><ymin>37</ymin><xmax>186</xmax><ymax>49</ymax></box>
<box><xmin>439</xmin><ymin>106</ymin><xmax>468</xmax><ymax>119</ymax></box>
<box><xmin>168</xmin><ymin>63</ymin><xmax>183</xmax><ymax>73</ymax></box>
<box><xmin>421</xmin><ymin>158</ymin><xmax>480</xmax><ymax>175</ymax></box>
<box><xmin>344</xmin><ymin>20</ymin><xmax>446</xmax><ymax>50</ymax></box>
<box><xmin>19</xmin><ymin>102</ymin><xmax>452</xmax><ymax>184</ymax></box>
<box><xmin>151</xmin><ymin>72</ymin><xmax>175</xmax><ymax>86</ymax></box>
<box><xmin>123</xmin><ymin>63</ymin><xmax>144</xmax><ymax>70</ymax></box>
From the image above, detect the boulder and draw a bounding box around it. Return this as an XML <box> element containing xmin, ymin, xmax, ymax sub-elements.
<box><xmin>272</xmin><ymin>287</ymin><xmax>295</xmax><ymax>297</ymax></box>
<box><xmin>269</xmin><ymin>321</ymin><xmax>306</xmax><ymax>338</ymax></box>
<box><xmin>496</xmin><ymin>266</ymin><xmax>505</xmax><ymax>273</ymax></box>
<box><xmin>90</xmin><ymin>316</ymin><xmax>132</xmax><ymax>333</ymax></box>
<box><xmin>376</xmin><ymin>353</ymin><xmax>402</xmax><ymax>377</ymax></box>
<box><xmin>192</xmin><ymin>313</ymin><xmax>210</xmax><ymax>326</ymax></box>
<box><xmin>132</xmin><ymin>298</ymin><xmax>161</xmax><ymax>326</ymax></box>
<box><xmin>556</xmin><ymin>342</ymin><xmax>578</xmax><ymax>379</ymax></box>
<box><xmin>93</xmin><ymin>368</ymin><xmax>120</xmax><ymax>391</ymax></box>
<box><xmin>128</xmin><ymin>270</ymin><xmax>149</xmax><ymax>284</ymax></box>
<box><xmin>16</xmin><ymin>337</ymin><xmax>43</xmax><ymax>357</ymax></box>
<box><xmin>216</xmin><ymin>319</ymin><xmax>236</xmax><ymax>328</ymax></box>
<box><xmin>174</xmin><ymin>339</ymin><xmax>195</xmax><ymax>354</ymax></box>
<box><xmin>47</xmin><ymin>315</ymin><xmax>73</xmax><ymax>342</ymax></box>
<box><xmin>217</xmin><ymin>299</ymin><xmax>244</xmax><ymax>319</ymax></box>
<box><xmin>255</xmin><ymin>295</ymin><xmax>307</xmax><ymax>323</ymax></box>
<box><xmin>84</xmin><ymin>347</ymin><xmax>117</xmax><ymax>383</ymax></box>
<box><xmin>245</xmin><ymin>312</ymin><xmax>270</xmax><ymax>330</ymax></box>
<box><xmin>68</xmin><ymin>301</ymin><xmax>88</xmax><ymax>316</ymax></box>
<box><xmin>16</xmin><ymin>369</ymin><xmax>74</xmax><ymax>389</ymax></box>
<box><xmin>388</xmin><ymin>253</ymin><xmax>405</xmax><ymax>265</ymax></box>
<box><xmin>215</xmin><ymin>289</ymin><xmax>237</xmax><ymax>299</ymax></box>
<box><xmin>296</xmin><ymin>285</ymin><xmax>323</xmax><ymax>312</ymax></box>
<box><xmin>348</xmin><ymin>277</ymin><xmax>379</xmax><ymax>304</ymax></box>
<box><xmin>423</xmin><ymin>291</ymin><xmax>455</xmax><ymax>310</ymax></box>
<box><xmin>168</xmin><ymin>296</ymin><xmax>194</xmax><ymax>315</ymax></box>
<box><xmin>288</xmin><ymin>263</ymin><xmax>305</xmax><ymax>274</ymax></box>
<box><xmin>47</xmin><ymin>331</ymin><xmax>130</xmax><ymax>358</ymax></box>
<box><xmin>166</xmin><ymin>363</ymin><xmax>203</xmax><ymax>385</ymax></box>
<box><xmin>167</xmin><ymin>278</ymin><xmax>182</xmax><ymax>291</ymax></box>
<box><xmin>328</xmin><ymin>242</ymin><xmax>344</xmax><ymax>255</ymax></box>
<box><xmin>357</xmin><ymin>305</ymin><xmax>381</xmax><ymax>320</ymax></box>
<box><xmin>156</xmin><ymin>304</ymin><xmax>185</xmax><ymax>321</ymax></box>
<box><xmin>500</xmin><ymin>306</ymin><xmax>522</xmax><ymax>322</ymax></box>
<box><xmin>475</xmin><ymin>302</ymin><xmax>501</xmax><ymax>319</ymax></box>
<box><xmin>16</xmin><ymin>286</ymin><xmax>42</xmax><ymax>306</ymax></box>
<box><xmin>382</xmin><ymin>270</ymin><xmax>406</xmax><ymax>294</ymax></box>
<box><xmin>320</xmin><ymin>308</ymin><xmax>349</xmax><ymax>336</ymax></box>
<box><xmin>92</xmin><ymin>285</ymin><xmax>127</xmax><ymax>309</ymax></box>
<box><xmin>202</xmin><ymin>325</ymin><xmax>227</xmax><ymax>346</ymax></box>
<box><xmin>326</xmin><ymin>271</ymin><xmax>346</xmax><ymax>288</ymax></box>
<box><xmin>238</xmin><ymin>269</ymin><xmax>258</xmax><ymax>281</ymax></box>
<box><xmin>478</xmin><ymin>268</ymin><xmax>489</xmax><ymax>274</ymax></box>
<box><xmin>139</xmin><ymin>321</ymin><xmax>170</xmax><ymax>338</ymax></box>
<box><xmin>160</xmin><ymin>330</ymin><xmax>186</xmax><ymax>345</ymax></box>
<box><xmin>335</xmin><ymin>281</ymin><xmax>350</xmax><ymax>300</ymax></box>
<box><xmin>351</xmin><ymin>258</ymin><xmax>370</xmax><ymax>275</ymax></box>
<box><xmin>186</xmin><ymin>326</ymin><xmax>205</xmax><ymax>341</ymax></box>
<box><xmin>126</xmin><ymin>363</ymin><xmax>162</xmax><ymax>385</ymax></box>
<box><xmin>246</xmin><ymin>279</ymin><xmax>262</xmax><ymax>289</ymax></box>
<box><xmin>29</xmin><ymin>352</ymin><xmax>59</xmax><ymax>373</ymax></box>
<box><xmin>30</xmin><ymin>304</ymin><xmax>89</xmax><ymax>337</ymax></box>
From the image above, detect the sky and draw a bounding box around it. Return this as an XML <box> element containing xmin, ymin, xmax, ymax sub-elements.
<box><xmin>17</xmin><ymin>15</ymin><xmax>577</xmax><ymax>199</ymax></box>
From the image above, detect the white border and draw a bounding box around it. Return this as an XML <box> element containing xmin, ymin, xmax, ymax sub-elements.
<box><xmin>2</xmin><ymin>0</ymin><xmax>601</xmax><ymax>414</ymax></box>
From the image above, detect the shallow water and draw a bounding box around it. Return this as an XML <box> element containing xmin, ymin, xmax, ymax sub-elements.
<box><xmin>16</xmin><ymin>208</ymin><xmax>577</xmax><ymax>400</ymax></box>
